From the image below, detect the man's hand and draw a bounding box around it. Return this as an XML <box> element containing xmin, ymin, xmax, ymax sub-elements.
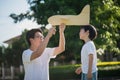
<box><xmin>75</xmin><ymin>67</ymin><xmax>82</xmax><ymax>75</ymax></box>
<box><xmin>59</xmin><ymin>23</ymin><xmax>66</xmax><ymax>32</ymax></box>
<box><xmin>53</xmin><ymin>23</ymin><xmax>66</xmax><ymax>56</ymax></box>
<box><xmin>47</xmin><ymin>27</ymin><xmax>56</xmax><ymax>38</ymax></box>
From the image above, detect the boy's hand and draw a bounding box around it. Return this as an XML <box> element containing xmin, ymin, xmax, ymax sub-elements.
<box><xmin>87</xmin><ymin>72</ymin><xmax>92</xmax><ymax>80</ymax></box>
<box><xmin>59</xmin><ymin>23</ymin><xmax>66</xmax><ymax>32</ymax></box>
<box><xmin>75</xmin><ymin>67</ymin><xmax>82</xmax><ymax>75</ymax></box>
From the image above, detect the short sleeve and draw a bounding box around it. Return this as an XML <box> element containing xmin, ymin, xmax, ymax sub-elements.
<box><xmin>87</xmin><ymin>43</ymin><xmax>96</xmax><ymax>55</ymax></box>
<box><xmin>46</xmin><ymin>48</ymin><xmax>56</xmax><ymax>58</ymax></box>
<box><xmin>22</xmin><ymin>50</ymin><xmax>33</xmax><ymax>63</ymax></box>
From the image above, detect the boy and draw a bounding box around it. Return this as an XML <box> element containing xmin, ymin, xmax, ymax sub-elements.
<box><xmin>22</xmin><ymin>23</ymin><xmax>65</xmax><ymax>80</ymax></box>
<box><xmin>75</xmin><ymin>25</ymin><xmax>98</xmax><ymax>80</ymax></box>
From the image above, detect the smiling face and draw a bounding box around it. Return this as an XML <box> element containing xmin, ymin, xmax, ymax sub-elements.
<box><xmin>30</xmin><ymin>32</ymin><xmax>44</xmax><ymax>47</ymax></box>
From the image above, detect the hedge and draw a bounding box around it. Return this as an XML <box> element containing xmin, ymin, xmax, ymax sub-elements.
<box><xmin>19</xmin><ymin>62</ymin><xmax>120</xmax><ymax>80</ymax></box>
<box><xmin>50</xmin><ymin>62</ymin><xmax>120</xmax><ymax>80</ymax></box>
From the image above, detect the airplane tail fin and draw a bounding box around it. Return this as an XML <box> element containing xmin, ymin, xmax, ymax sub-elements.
<box><xmin>78</xmin><ymin>4</ymin><xmax>90</xmax><ymax>16</ymax></box>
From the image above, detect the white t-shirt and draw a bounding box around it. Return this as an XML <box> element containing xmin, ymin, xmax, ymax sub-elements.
<box><xmin>22</xmin><ymin>48</ymin><xmax>55</xmax><ymax>80</ymax></box>
<box><xmin>81</xmin><ymin>41</ymin><xmax>97</xmax><ymax>74</ymax></box>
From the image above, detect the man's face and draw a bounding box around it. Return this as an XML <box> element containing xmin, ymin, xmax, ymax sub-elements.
<box><xmin>31</xmin><ymin>32</ymin><xmax>44</xmax><ymax>47</ymax></box>
<box><xmin>79</xmin><ymin>29</ymin><xmax>89</xmax><ymax>40</ymax></box>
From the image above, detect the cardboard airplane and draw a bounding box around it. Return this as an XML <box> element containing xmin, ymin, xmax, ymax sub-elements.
<box><xmin>48</xmin><ymin>5</ymin><xmax>90</xmax><ymax>26</ymax></box>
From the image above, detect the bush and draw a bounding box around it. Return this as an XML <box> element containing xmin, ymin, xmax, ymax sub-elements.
<box><xmin>18</xmin><ymin>72</ymin><xmax>24</xmax><ymax>80</ymax></box>
<box><xmin>18</xmin><ymin>62</ymin><xmax>120</xmax><ymax>80</ymax></box>
<box><xmin>97</xmin><ymin>62</ymin><xmax>120</xmax><ymax>78</ymax></box>
<box><xmin>50</xmin><ymin>62</ymin><xmax>120</xmax><ymax>80</ymax></box>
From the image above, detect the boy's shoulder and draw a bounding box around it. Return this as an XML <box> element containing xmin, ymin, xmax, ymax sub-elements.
<box><xmin>84</xmin><ymin>41</ymin><xmax>95</xmax><ymax>48</ymax></box>
<box><xmin>85</xmin><ymin>41</ymin><xmax>94</xmax><ymax>45</ymax></box>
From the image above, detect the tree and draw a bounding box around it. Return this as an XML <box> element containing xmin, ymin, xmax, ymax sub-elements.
<box><xmin>10</xmin><ymin>0</ymin><xmax>120</xmax><ymax>62</ymax></box>
<box><xmin>90</xmin><ymin>0</ymin><xmax>120</xmax><ymax>53</ymax></box>
<box><xmin>0</xmin><ymin>46</ymin><xmax>7</xmax><ymax>66</ymax></box>
<box><xmin>0</xmin><ymin>46</ymin><xmax>4</xmax><ymax>65</ymax></box>
<box><xmin>4</xmin><ymin>30</ymin><xmax>28</xmax><ymax>67</ymax></box>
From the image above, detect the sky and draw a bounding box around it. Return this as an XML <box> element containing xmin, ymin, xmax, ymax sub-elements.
<box><xmin>0</xmin><ymin>0</ymin><xmax>41</xmax><ymax>46</ymax></box>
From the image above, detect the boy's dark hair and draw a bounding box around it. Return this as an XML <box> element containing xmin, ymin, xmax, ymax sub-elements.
<box><xmin>81</xmin><ymin>25</ymin><xmax>97</xmax><ymax>40</ymax></box>
<box><xmin>26</xmin><ymin>28</ymin><xmax>43</xmax><ymax>46</ymax></box>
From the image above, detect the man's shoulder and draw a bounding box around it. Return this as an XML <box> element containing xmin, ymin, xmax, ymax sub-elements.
<box><xmin>22</xmin><ymin>49</ymin><xmax>32</xmax><ymax>55</ymax></box>
<box><xmin>23</xmin><ymin>49</ymin><xmax>30</xmax><ymax>52</ymax></box>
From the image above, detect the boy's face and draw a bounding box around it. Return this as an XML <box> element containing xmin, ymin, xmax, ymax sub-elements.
<box><xmin>30</xmin><ymin>32</ymin><xmax>44</xmax><ymax>47</ymax></box>
<box><xmin>79</xmin><ymin>29</ymin><xmax>89</xmax><ymax>40</ymax></box>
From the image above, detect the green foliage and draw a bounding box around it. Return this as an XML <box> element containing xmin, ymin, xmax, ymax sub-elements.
<box><xmin>2</xmin><ymin>30</ymin><xmax>28</xmax><ymax>67</ymax></box>
<box><xmin>0</xmin><ymin>46</ymin><xmax>6</xmax><ymax>65</ymax></box>
<box><xmin>0</xmin><ymin>47</ymin><xmax>2</xmax><ymax>64</ymax></box>
<box><xmin>0</xmin><ymin>46</ymin><xmax>3</xmax><ymax>65</ymax></box>
<box><xmin>91</xmin><ymin>0</ymin><xmax>120</xmax><ymax>53</ymax></box>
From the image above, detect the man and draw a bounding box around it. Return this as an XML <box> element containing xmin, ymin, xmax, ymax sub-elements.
<box><xmin>22</xmin><ymin>23</ymin><xmax>65</xmax><ymax>80</ymax></box>
<box><xmin>75</xmin><ymin>25</ymin><xmax>98</xmax><ymax>80</ymax></box>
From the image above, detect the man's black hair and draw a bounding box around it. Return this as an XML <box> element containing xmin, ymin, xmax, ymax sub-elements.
<box><xmin>26</xmin><ymin>28</ymin><xmax>43</xmax><ymax>46</ymax></box>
